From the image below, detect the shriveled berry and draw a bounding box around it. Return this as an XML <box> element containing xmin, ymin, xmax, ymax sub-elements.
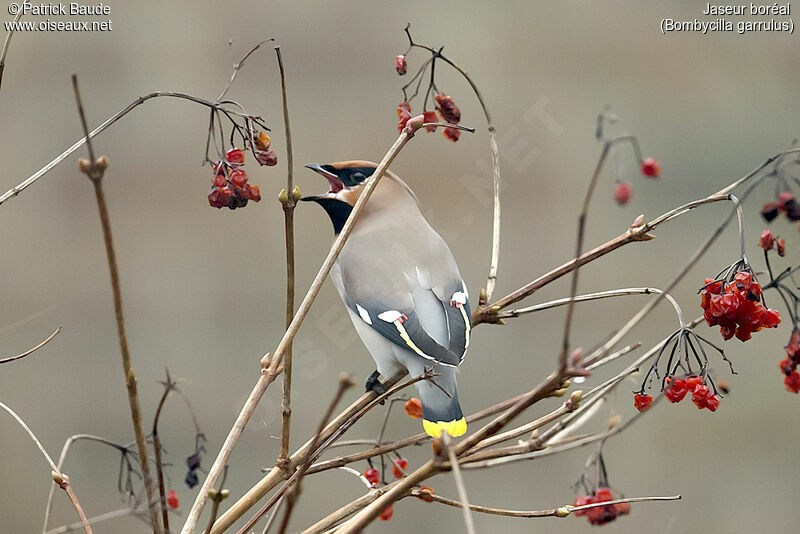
<box><xmin>379</xmin><ymin>504</ymin><xmax>393</xmax><ymax>521</ymax></box>
<box><xmin>363</xmin><ymin>467</ymin><xmax>380</xmax><ymax>486</ymax></box>
<box><xmin>664</xmin><ymin>376</ymin><xmax>688</xmax><ymax>403</ymax></box>
<box><xmin>404</xmin><ymin>398</ymin><xmax>423</xmax><ymax>419</ymax></box>
<box><xmin>392</xmin><ymin>458</ymin><xmax>408</xmax><ymax>478</ymax></box>
<box><xmin>614</xmin><ymin>502</ymin><xmax>631</xmax><ymax>515</ymax></box>
<box><xmin>759</xmin><ymin>229</ymin><xmax>775</xmax><ymax>251</ymax></box>
<box><xmin>704</xmin><ymin>394</ymin><xmax>720</xmax><ymax>412</ymax></box>
<box><xmin>614</xmin><ymin>182</ymin><xmax>631</xmax><ymax>205</ymax></box>
<box><xmin>761</xmin><ymin>201</ymin><xmax>780</xmax><ymax>222</ymax></box>
<box><xmin>641</xmin><ymin>158</ymin><xmax>661</xmax><ymax>177</ymax></box>
<box><xmin>255</xmin><ymin>131</ymin><xmax>271</xmax><ymax>151</ymax></box>
<box><xmin>423</xmin><ymin>111</ymin><xmax>438</xmax><ymax>132</ymax></box>
<box><xmin>247</xmin><ymin>184</ymin><xmax>261</xmax><ymax>202</ymax></box>
<box><xmin>785</xmin><ymin>371</ymin><xmax>800</xmax><ymax>393</ymax></box>
<box><xmin>225</xmin><ymin>148</ymin><xmax>245</xmax><ymax>166</ymax></box>
<box><xmin>443</xmin><ymin>127</ymin><xmax>460</xmax><ymax>142</ymax></box>
<box><xmin>692</xmin><ymin>385</ymin><xmax>712</xmax><ymax>409</ymax></box>
<box><xmin>685</xmin><ymin>375</ymin><xmax>703</xmax><ymax>390</ymax></box>
<box><xmin>777</xmin><ymin>238</ymin><xmax>786</xmax><ymax>257</ymax></box>
<box><xmin>573</xmin><ymin>495</ymin><xmax>591</xmax><ymax>516</ymax></box>
<box><xmin>434</xmin><ymin>94</ymin><xmax>461</xmax><ymax>124</ymax></box>
<box><xmin>230</xmin><ymin>169</ymin><xmax>248</xmax><ymax>187</ymax></box>
<box><xmin>394</xmin><ymin>55</ymin><xmax>407</xmax><ymax>75</ymax></box>
<box><xmin>633</xmin><ymin>393</ymin><xmax>653</xmax><ymax>412</ymax></box>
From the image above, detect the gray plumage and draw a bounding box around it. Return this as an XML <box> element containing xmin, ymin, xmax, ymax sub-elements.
<box><xmin>303</xmin><ymin>161</ymin><xmax>471</xmax><ymax>436</ymax></box>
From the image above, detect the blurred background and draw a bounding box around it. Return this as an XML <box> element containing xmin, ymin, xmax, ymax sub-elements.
<box><xmin>2</xmin><ymin>1</ymin><xmax>800</xmax><ymax>532</ymax></box>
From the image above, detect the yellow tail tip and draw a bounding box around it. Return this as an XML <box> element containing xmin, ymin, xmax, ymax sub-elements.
<box><xmin>423</xmin><ymin>418</ymin><xmax>467</xmax><ymax>437</ymax></box>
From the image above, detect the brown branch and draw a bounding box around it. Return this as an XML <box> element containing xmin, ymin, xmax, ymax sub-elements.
<box><xmin>0</xmin><ymin>325</ymin><xmax>61</xmax><ymax>365</ymax></box>
<box><xmin>272</xmin><ymin>375</ymin><xmax>354</xmax><ymax>534</ymax></box>
<box><xmin>183</xmin><ymin>117</ymin><xmax>450</xmax><ymax>534</ymax></box>
<box><xmin>0</xmin><ymin>11</ymin><xmax>22</xmax><ymax>94</ymax></box>
<box><xmin>72</xmin><ymin>74</ymin><xmax>162</xmax><ymax>534</ymax></box>
<box><xmin>275</xmin><ymin>43</ymin><xmax>296</xmax><ymax>471</ymax></box>
<box><xmin>152</xmin><ymin>369</ymin><xmax>176</xmax><ymax>533</ymax></box>
<box><xmin>217</xmin><ymin>39</ymin><xmax>275</xmax><ymax>103</ymax></box>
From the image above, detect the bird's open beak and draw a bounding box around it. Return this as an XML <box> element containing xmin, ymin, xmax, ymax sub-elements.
<box><xmin>303</xmin><ymin>164</ymin><xmax>345</xmax><ymax>201</ymax></box>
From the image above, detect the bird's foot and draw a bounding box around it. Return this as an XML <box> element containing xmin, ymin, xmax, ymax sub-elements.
<box><xmin>365</xmin><ymin>370</ymin><xmax>386</xmax><ymax>404</ymax></box>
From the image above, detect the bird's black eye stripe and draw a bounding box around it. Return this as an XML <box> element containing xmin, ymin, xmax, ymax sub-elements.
<box><xmin>340</xmin><ymin>167</ymin><xmax>375</xmax><ymax>186</ymax></box>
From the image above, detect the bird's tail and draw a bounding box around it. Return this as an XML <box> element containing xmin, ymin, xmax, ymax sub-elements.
<box><xmin>418</xmin><ymin>374</ymin><xmax>466</xmax><ymax>438</ymax></box>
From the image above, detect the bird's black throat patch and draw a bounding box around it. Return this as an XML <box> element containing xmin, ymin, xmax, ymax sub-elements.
<box><xmin>305</xmin><ymin>197</ymin><xmax>353</xmax><ymax>234</ymax></box>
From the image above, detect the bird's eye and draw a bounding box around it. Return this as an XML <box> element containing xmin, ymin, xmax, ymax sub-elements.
<box><xmin>351</xmin><ymin>172</ymin><xmax>365</xmax><ymax>182</ymax></box>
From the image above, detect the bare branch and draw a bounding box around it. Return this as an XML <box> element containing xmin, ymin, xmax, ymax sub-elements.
<box><xmin>0</xmin><ymin>325</ymin><xmax>61</xmax><ymax>365</ymax></box>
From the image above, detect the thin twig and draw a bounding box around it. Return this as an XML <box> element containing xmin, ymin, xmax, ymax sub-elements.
<box><xmin>72</xmin><ymin>74</ymin><xmax>161</xmax><ymax>534</ymax></box>
<box><xmin>276</xmin><ymin>44</ymin><xmax>296</xmax><ymax>471</ymax></box>
<box><xmin>408</xmin><ymin>489</ymin><xmax>680</xmax><ymax>518</ymax></box>
<box><xmin>45</xmin><ymin>507</ymin><xmax>147</xmax><ymax>534</ymax></box>
<box><xmin>0</xmin><ymin>325</ymin><xmax>61</xmax><ymax>365</ymax></box>
<box><xmin>203</xmin><ymin>466</ymin><xmax>230</xmax><ymax>534</ymax></box>
<box><xmin>0</xmin><ymin>91</ymin><xmax>265</xmax><ymax>207</ymax></box>
<box><xmin>0</xmin><ymin>11</ymin><xmax>22</xmax><ymax>93</ymax></box>
<box><xmin>443</xmin><ymin>434</ymin><xmax>476</xmax><ymax>534</ymax></box>
<box><xmin>217</xmin><ymin>39</ymin><xmax>274</xmax><ymax>103</ymax></box>
<box><xmin>0</xmin><ymin>401</ymin><xmax>92</xmax><ymax>534</ymax></box>
<box><xmin>153</xmin><ymin>369</ymin><xmax>176</xmax><ymax>533</ymax></box>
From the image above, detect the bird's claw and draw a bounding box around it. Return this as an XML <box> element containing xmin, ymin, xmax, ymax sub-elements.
<box><xmin>365</xmin><ymin>370</ymin><xmax>387</xmax><ymax>404</ymax></box>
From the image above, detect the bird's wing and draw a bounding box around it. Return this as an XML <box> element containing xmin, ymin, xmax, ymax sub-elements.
<box><xmin>344</xmin><ymin>271</ymin><xmax>471</xmax><ymax>368</ymax></box>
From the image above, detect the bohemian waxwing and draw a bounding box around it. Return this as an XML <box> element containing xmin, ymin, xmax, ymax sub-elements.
<box><xmin>302</xmin><ymin>161</ymin><xmax>471</xmax><ymax>437</ymax></box>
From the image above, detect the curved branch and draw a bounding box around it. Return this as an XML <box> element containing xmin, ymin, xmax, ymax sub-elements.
<box><xmin>0</xmin><ymin>325</ymin><xmax>61</xmax><ymax>365</ymax></box>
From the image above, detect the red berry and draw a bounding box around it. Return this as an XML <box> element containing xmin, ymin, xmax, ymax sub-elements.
<box><xmin>443</xmin><ymin>127</ymin><xmax>461</xmax><ymax>142</ymax></box>
<box><xmin>404</xmin><ymin>398</ymin><xmax>423</xmax><ymax>419</ymax></box>
<box><xmin>613</xmin><ymin>182</ymin><xmax>631</xmax><ymax>205</ymax></box>
<box><xmin>247</xmin><ymin>184</ymin><xmax>261</xmax><ymax>202</ymax></box>
<box><xmin>704</xmin><ymin>394</ymin><xmax>720</xmax><ymax>412</ymax></box>
<box><xmin>363</xmin><ymin>467</ymin><xmax>380</xmax><ymax>486</ymax></box>
<box><xmin>379</xmin><ymin>504</ymin><xmax>393</xmax><ymax>521</ymax></box>
<box><xmin>777</xmin><ymin>238</ymin><xmax>786</xmax><ymax>257</ymax></box>
<box><xmin>595</xmin><ymin>487</ymin><xmax>613</xmax><ymax>502</ymax></box>
<box><xmin>759</xmin><ymin>229</ymin><xmax>775</xmax><ymax>251</ymax></box>
<box><xmin>641</xmin><ymin>157</ymin><xmax>661</xmax><ymax>177</ymax></box>
<box><xmin>633</xmin><ymin>393</ymin><xmax>653</xmax><ymax>412</ymax></box>
<box><xmin>434</xmin><ymin>94</ymin><xmax>461</xmax><ymax>124</ymax></box>
<box><xmin>614</xmin><ymin>502</ymin><xmax>631</xmax><ymax>515</ymax></box>
<box><xmin>166</xmin><ymin>489</ymin><xmax>179</xmax><ymax>509</ymax></box>
<box><xmin>213</xmin><ymin>174</ymin><xmax>226</xmax><ymax>188</ymax></box>
<box><xmin>785</xmin><ymin>371</ymin><xmax>800</xmax><ymax>393</ymax></box>
<box><xmin>664</xmin><ymin>376</ymin><xmax>688</xmax><ymax>403</ymax></box>
<box><xmin>392</xmin><ymin>458</ymin><xmax>408</xmax><ymax>478</ymax></box>
<box><xmin>394</xmin><ymin>55</ymin><xmax>407</xmax><ymax>75</ymax></box>
<box><xmin>397</xmin><ymin>106</ymin><xmax>412</xmax><ymax>133</ymax></box>
<box><xmin>685</xmin><ymin>375</ymin><xmax>703</xmax><ymax>390</ymax></box>
<box><xmin>691</xmin><ymin>385</ymin><xmax>712</xmax><ymax>409</ymax></box>
<box><xmin>230</xmin><ymin>169</ymin><xmax>248</xmax><ymax>187</ymax></box>
<box><xmin>573</xmin><ymin>495</ymin><xmax>591</xmax><ymax>516</ymax></box>
<box><xmin>225</xmin><ymin>148</ymin><xmax>245</xmax><ymax>166</ymax></box>
<box><xmin>396</xmin><ymin>101</ymin><xmax>411</xmax><ymax>119</ymax></box>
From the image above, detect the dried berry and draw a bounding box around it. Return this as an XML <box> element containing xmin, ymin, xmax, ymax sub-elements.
<box><xmin>633</xmin><ymin>393</ymin><xmax>653</xmax><ymax>412</ymax></box>
<box><xmin>434</xmin><ymin>94</ymin><xmax>461</xmax><ymax>124</ymax></box>
<box><xmin>225</xmin><ymin>148</ymin><xmax>245</xmax><ymax>166</ymax></box>
<box><xmin>759</xmin><ymin>229</ymin><xmax>775</xmax><ymax>251</ymax></box>
<box><xmin>394</xmin><ymin>55</ymin><xmax>407</xmax><ymax>75</ymax></box>
<box><xmin>392</xmin><ymin>458</ymin><xmax>408</xmax><ymax>478</ymax></box>
<box><xmin>255</xmin><ymin>131</ymin><xmax>271</xmax><ymax>151</ymax></box>
<box><xmin>664</xmin><ymin>376</ymin><xmax>688</xmax><ymax>403</ymax></box>
<box><xmin>255</xmin><ymin>149</ymin><xmax>278</xmax><ymax>167</ymax></box>
<box><xmin>423</xmin><ymin>111</ymin><xmax>438</xmax><ymax>132</ymax></box>
<box><xmin>777</xmin><ymin>238</ymin><xmax>786</xmax><ymax>257</ymax></box>
<box><xmin>379</xmin><ymin>504</ymin><xmax>393</xmax><ymax>521</ymax></box>
<box><xmin>443</xmin><ymin>127</ymin><xmax>460</xmax><ymax>143</ymax></box>
<box><xmin>363</xmin><ymin>467</ymin><xmax>380</xmax><ymax>486</ymax></box>
<box><xmin>785</xmin><ymin>371</ymin><xmax>800</xmax><ymax>393</ymax></box>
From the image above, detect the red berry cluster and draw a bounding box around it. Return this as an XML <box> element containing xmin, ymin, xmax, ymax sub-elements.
<box><xmin>780</xmin><ymin>329</ymin><xmax>800</xmax><ymax>393</ymax></box>
<box><xmin>664</xmin><ymin>375</ymin><xmax>721</xmax><ymax>411</ymax></box>
<box><xmin>700</xmin><ymin>272</ymin><xmax>781</xmax><ymax>342</ymax></box>
<box><xmin>761</xmin><ymin>191</ymin><xmax>800</xmax><ymax>224</ymax></box>
<box><xmin>573</xmin><ymin>488</ymin><xmax>630</xmax><ymax>526</ymax></box>
<box><xmin>208</xmin><ymin>148</ymin><xmax>262</xmax><ymax>210</ymax></box>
